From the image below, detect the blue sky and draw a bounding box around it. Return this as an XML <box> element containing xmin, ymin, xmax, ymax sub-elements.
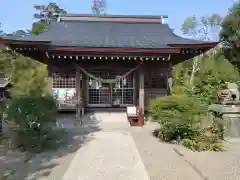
<box><xmin>0</xmin><ymin>0</ymin><xmax>236</xmax><ymax>35</ymax></box>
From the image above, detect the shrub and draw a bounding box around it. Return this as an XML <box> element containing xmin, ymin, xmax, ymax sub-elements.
<box><xmin>1</xmin><ymin>169</ymin><xmax>16</xmax><ymax>180</ymax></box>
<box><xmin>149</xmin><ymin>95</ymin><xmax>206</xmax><ymax>141</ymax></box>
<box><xmin>5</xmin><ymin>95</ymin><xmax>63</xmax><ymax>153</ymax></box>
<box><xmin>149</xmin><ymin>95</ymin><xmax>224</xmax><ymax>151</ymax></box>
<box><xmin>0</xmin><ymin>101</ymin><xmax>5</xmax><ymax>136</ymax></box>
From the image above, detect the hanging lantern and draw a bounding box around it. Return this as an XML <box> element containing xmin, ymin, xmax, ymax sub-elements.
<box><xmin>96</xmin><ymin>81</ymin><xmax>99</xmax><ymax>89</ymax></box>
<box><xmin>115</xmin><ymin>75</ymin><xmax>121</xmax><ymax>88</ymax></box>
<box><xmin>89</xmin><ymin>79</ymin><xmax>92</xmax><ymax>87</ymax></box>
<box><xmin>123</xmin><ymin>77</ymin><xmax>127</xmax><ymax>86</ymax></box>
<box><xmin>118</xmin><ymin>81</ymin><xmax>120</xmax><ymax>88</ymax></box>
<box><xmin>99</xmin><ymin>80</ymin><xmax>102</xmax><ymax>88</ymax></box>
<box><xmin>115</xmin><ymin>81</ymin><xmax>119</xmax><ymax>88</ymax></box>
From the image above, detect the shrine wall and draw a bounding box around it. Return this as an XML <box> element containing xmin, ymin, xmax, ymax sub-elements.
<box><xmin>47</xmin><ymin>60</ymin><xmax>171</xmax><ymax>111</ymax></box>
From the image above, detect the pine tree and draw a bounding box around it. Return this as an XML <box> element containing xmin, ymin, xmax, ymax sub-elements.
<box><xmin>220</xmin><ymin>1</ymin><xmax>240</xmax><ymax>69</ymax></box>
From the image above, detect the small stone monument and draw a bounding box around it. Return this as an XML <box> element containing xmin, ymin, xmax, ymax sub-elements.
<box><xmin>217</xmin><ymin>82</ymin><xmax>239</xmax><ymax>103</ymax></box>
<box><xmin>209</xmin><ymin>82</ymin><xmax>240</xmax><ymax>138</ymax></box>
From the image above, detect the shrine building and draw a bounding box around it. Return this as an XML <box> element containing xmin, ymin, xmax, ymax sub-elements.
<box><xmin>0</xmin><ymin>14</ymin><xmax>218</xmax><ymax>113</ymax></box>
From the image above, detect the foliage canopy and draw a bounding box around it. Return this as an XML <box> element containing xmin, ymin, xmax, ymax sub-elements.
<box><xmin>5</xmin><ymin>95</ymin><xmax>61</xmax><ymax>153</ymax></box>
<box><xmin>220</xmin><ymin>1</ymin><xmax>240</xmax><ymax>69</ymax></box>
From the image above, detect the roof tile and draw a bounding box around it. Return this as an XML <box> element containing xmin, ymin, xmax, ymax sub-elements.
<box><xmin>3</xmin><ymin>17</ymin><xmax>215</xmax><ymax>49</ymax></box>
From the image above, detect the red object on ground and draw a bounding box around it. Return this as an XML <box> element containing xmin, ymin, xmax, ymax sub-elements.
<box><xmin>127</xmin><ymin>108</ymin><xmax>144</xmax><ymax>127</ymax></box>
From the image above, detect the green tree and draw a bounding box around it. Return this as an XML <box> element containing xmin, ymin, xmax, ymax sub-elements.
<box><xmin>181</xmin><ymin>14</ymin><xmax>222</xmax><ymax>41</ymax></box>
<box><xmin>173</xmin><ymin>60</ymin><xmax>192</xmax><ymax>87</ymax></box>
<box><xmin>194</xmin><ymin>52</ymin><xmax>239</xmax><ymax>104</ymax></box>
<box><xmin>0</xmin><ymin>3</ymin><xmax>66</xmax><ymax>98</ymax></box>
<box><xmin>0</xmin><ymin>22</ymin><xmax>3</xmax><ymax>35</ymax></box>
<box><xmin>11</xmin><ymin>30</ymin><xmax>30</xmax><ymax>37</ymax></box>
<box><xmin>33</xmin><ymin>3</ymin><xmax>66</xmax><ymax>23</ymax></box>
<box><xmin>180</xmin><ymin>14</ymin><xmax>222</xmax><ymax>86</ymax></box>
<box><xmin>220</xmin><ymin>1</ymin><xmax>240</xmax><ymax>70</ymax></box>
<box><xmin>8</xmin><ymin>53</ymin><xmax>48</xmax><ymax>97</ymax></box>
<box><xmin>0</xmin><ymin>3</ymin><xmax>67</xmax><ymax>151</ymax></box>
<box><xmin>92</xmin><ymin>0</ymin><xmax>106</xmax><ymax>15</ymax></box>
<box><xmin>0</xmin><ymin>49</ymin><xmax>47</xmax><ymax>98</ymax></box>
<box><xmin>32</xmin><ymin>3</ymin><xmax>66</xmax><ymax>34</ymax></box>
<box><xmin>0</xmin><ymin>50</ymin><xmax>13</xmax><ymax>74</ymax></box>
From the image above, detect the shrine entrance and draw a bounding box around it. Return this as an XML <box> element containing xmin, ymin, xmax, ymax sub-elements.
<box><xmin>87</xmin><ymin>71</ymin><xmax>134</xmax><ymax>107</ymax></box>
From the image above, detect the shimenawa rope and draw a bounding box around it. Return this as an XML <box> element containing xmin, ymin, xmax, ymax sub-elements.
<box><xmin>75</xmin><ymin>62</ymin><xmax>142</xmax><ymax>84</ymax></box>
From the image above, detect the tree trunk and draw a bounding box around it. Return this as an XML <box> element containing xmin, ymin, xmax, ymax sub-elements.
<box><xmin>189</xmin><ymin>70</ymin><xmax>195</xmax><ymax>86</ymax></box>
<box><xmin>189</xmin><ymin>57</ymin><xmax>200</xmax><ymax>86</ymax></box>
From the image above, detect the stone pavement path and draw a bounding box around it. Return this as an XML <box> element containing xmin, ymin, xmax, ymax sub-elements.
<box><xmin>62</xmin><ymin>112</ymin><xmax>150</xmax><ymax>180</ymax></box>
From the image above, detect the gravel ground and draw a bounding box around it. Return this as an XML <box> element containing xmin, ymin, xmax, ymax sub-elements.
<box><xmin>130</xmin><ymin>122</ymin><xmax>203</xmax><ymax>180</ymax></box>
<box><xmin>174</xmin><ymin>139</ymin><xmax>240</xmax><ymax>180</ymax></box>
<box><xmin>138</xmin><ymin>121</ymin><xmax>240</xmax><ymax>180</ymax></box>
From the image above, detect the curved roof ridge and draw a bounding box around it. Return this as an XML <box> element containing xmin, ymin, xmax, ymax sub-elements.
<box><xmin>3</xmin><ymin>21</ymin><xmax>70</xmax><ymax>43</ymax></box>
<box><xmin>162</xmin><ymin>23</ymin><xmax>215</xmax><ymax>45</ymax></box>
<box><xmin>63</xmin><ymin>13</ymin><xmax>168</xmax><ymax>19</ymax></box>
<box><xmin>61</xmin><ymin>14</ymin><xmax>165</xmax><ymax>23</ymax></box>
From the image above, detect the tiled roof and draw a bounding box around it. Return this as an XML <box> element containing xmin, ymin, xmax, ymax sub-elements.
<box><xmin>1</xmin><ymin>15</ymin><xmax>215</xmax><ymax>49</ymax></box>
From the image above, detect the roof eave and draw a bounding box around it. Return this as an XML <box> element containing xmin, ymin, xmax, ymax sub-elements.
<box><xmin>0</xmin><ymin>37</ymin><xmax>51</xmax><ymax>45</ymax></box>
<box><xmin>64</xmin><ymin>14</ymin><xmax>168</xmax><ymax>19</ymax></box>
<box><xmin>168</xmin><ymin>42</ymin><xmax>219</xmax><ymax>48</ymax></box>
<box><xmin>48</xmin><ymin>47</ymin><xmax>181</xmax><ymax>55</ymax></box>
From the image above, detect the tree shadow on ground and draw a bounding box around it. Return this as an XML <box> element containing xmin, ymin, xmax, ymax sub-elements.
<box><xmin>0</xmin><ymin>112</ymin><xmax>101</xmax><ymax>180</ymax></box>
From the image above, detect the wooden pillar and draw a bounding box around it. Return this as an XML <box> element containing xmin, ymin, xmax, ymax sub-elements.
<box><xmin>139</xmin><ymin>71</ymin><xmax>145</xmax><ymax>113</ymax></box>
<box><xmin>81</xmin><ymin>73</ymin><xmax>86</xmax><ymax>109</ymax></box>
<box><xmin>133</xmin><ymin>72</ymin><xmax>137</xmax><ymax>106</ymax></box>
<box><xmin>76</xmin><ymin>68</ymin><xmax>82</xmax><ymax>122</ymax></box>
<box><xmin>85</xmin><ymin>73</ymin><xmax>89</xmax><ymax>107</ymax></box>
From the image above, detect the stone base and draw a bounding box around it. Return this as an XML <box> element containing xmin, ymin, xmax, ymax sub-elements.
<box><xmin>209</xmin><ymin>104</ymin><xmax>240</xmax><ymax>138</ymax></box>
<box><xmin>223</xmin><ymin>114</ymin><xmax>240</xmax><ymax>138</ymax></box>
